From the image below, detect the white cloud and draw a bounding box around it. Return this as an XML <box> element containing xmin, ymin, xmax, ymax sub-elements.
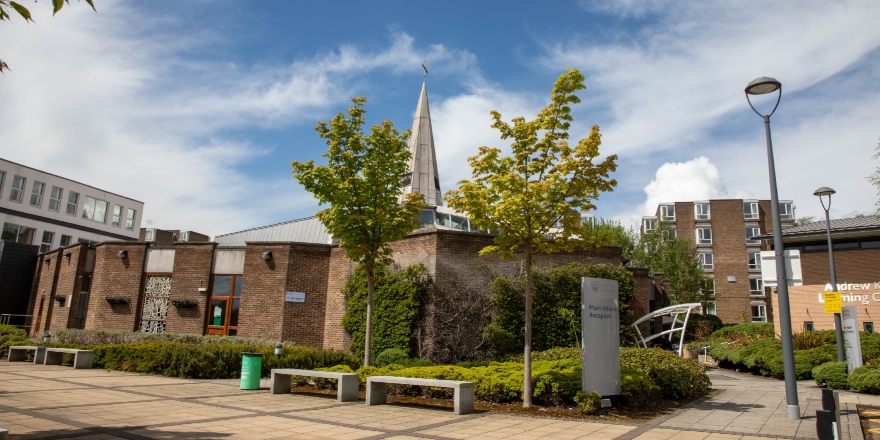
<box><xmin>618</xmin><ymin>157</ymin><xmax>752</xmax><ymax>227</ymax></box>
<box><xmin>0</xmin><ymin>2</ymin><xmax>479</xmax><ymax>237</ymax></box>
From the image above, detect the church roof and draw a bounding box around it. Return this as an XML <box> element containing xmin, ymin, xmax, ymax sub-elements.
<box><xmin>400</xmin><ymin>81</ymin><xmax>441</xmax><ymax>206</ymax></box>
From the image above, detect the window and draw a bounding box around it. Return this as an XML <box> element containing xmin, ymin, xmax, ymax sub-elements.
<box><xmin>747</xmin><ymin>252</ymin><xmax>762</xmax><ymax>270</ymax></box>
<box><xmin>209</xmin><ymin>275</ymin><xmax>243</xmax><ymax>336</ymax></box>
<box><xmin>29</xmin><ymin>181</ymin><xmax>45</xmax><ymax>207</ymax></box>
<box><xmin>580</xmin><ymin>214</ymin><xmax>594</xmax><ymax>227</ymax></box>
<box><xmin>40</xmin><ymin>231</ymin><xmax>54</xmax><ymax>253</ymax></box>
<box><xmin>643</xmin><ymin>218</ymin><xmax>657</xmax><ymax>233</ymax></box>
<box><xmin>705</xmin><ymin>303</ymin><xmax>716</xmax><ymax>316</ymax></box>
<box><xmin>699</xmin><ymin>252</ymin><xmax>713</xmax><ymax>270</ymax></box>
<box><xmin>749</xmin><ymin>279</ymin><xmax>764</xmax><ymax>296</ymax></box>
<box><xmin>111</xmin><ymin>205</ymin><xmax>123</xmax><ymax>227</ymax></box>
<box><xmin>804</xmin><ymin>322</ymin><xmax>814</xmax><ymax>331</ymax></box>
<box><xmin>746</xmin><ymin>227</ymin><xmax>761</xmax><ymax>244</ymax></box>
<box><xmin>9</xmin><ymin>175</ymin><xmax>25</xmax><ymax>202</ymax></box>
<box><xmin>1</xmin><ymin>222</ymin><xmax>35</xmax><ymax>244</ymax></box>
<box><xmin>751</xmin><ymin>304</ymin><xmax>767</xmax><ymax>322</ymax></box>
<box><xmin>695</xmin><ymin>203</ymin><xmax>710</xmax><ymax>220</ymax></box>
<box><xmin>48</xmin><ymin>186</ymin><xmax>63</xmax><ymax>212</ymax></box>
<box><xmin>660</xmin><ymin>205</ymin><xmax>675</xmax><ymax>221</ymax></box>
<box><xmin>662</xmin><ymin>228</ymin><xmax>677</xmax><ymax>239</ymax></box>
<box><xmin>144</xmin><ymin>229</ymin><xmax>156</xmax><ymax>242</ymax></box>
<box><xmin>81</xmin><ymin>196</ymin><xmax>108</xmax><ymax>223</ymax></box>
<box><xmin>865</xmin><ymin>322</ymin><xmax>875</xmax><ymax>333</ymax></box>
<box><xmin>779</xmin><ymin>203</ymin><xmax>794</xmax><ymax>220</ymax></box>
<box><xmin>125</xmin><ymin>209</ymin><xmax>136</xmax><ymax>230</ymax></box>
<box><xmin>66</xmin><ymin>191</ymin><xmax>79</xmax><ymax>216</ymax></box>
<box><xmin>0</xmin><ymin>171</ymin><xmax>5</xmax><ymax>196</ymax></box>
<box><xmin>707</xmin><ymin>278</ymin><xmax>715</xmax><ymax>296</ymax></box>
<box><xmin>60</xmin><ymin>235</ymin><xmax>72</xmax><ymax>247</ymax></box>
<box><xmin>696</xmin><ymin>228</ymin><xmax>712</xmax><ymax>244</ymax></box>
<box><xmin>744</xmin><ymin>202</ymin><xmax>759</xmax><ymax>219</ymax></box>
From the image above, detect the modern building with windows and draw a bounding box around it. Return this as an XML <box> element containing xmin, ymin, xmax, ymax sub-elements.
<box><xmin>0</xmin><ymin>158</ymin><xmax>143</xmax><ymax>251</ymax></box>
<box><xmin>642</xmin><ymin>199</ymin><xmax>795</xmax><ymax>323</ymax></box>
<box><xmin>761</xmin><ymin>216</ymin><xmax>880</xmax><ymax>335</ymax></box>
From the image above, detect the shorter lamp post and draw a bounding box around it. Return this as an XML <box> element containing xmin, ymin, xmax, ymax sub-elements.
<box><xmin>42</xmin><ymin>333</ymin><xmax>50</xmax><ymax>343</ymax></box>
<box><xmin>814</xmin><ymin>186</ymin><xmax>845</xmax><ymax>362</ymax></box>
<box><xmin>274</xmin><ymin>343</ymin><xmax>283</xmax><ymax>359</ymax></box>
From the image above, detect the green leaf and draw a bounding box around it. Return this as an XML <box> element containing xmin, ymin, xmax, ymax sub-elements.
<box><xmin>0</xmin><ymin>59</ymin><xmax>9</xmax><ymax>73</ymax></box>
<box><xmin>8</xmin><ymin>1</ymin><xmax>33</xmax><ymax>22</ymax></box>
<box><xmin>52</xmin><ymin>0</ymin><xmax>64</xmax><ymax>15</ymax></box>
<box><xmin>84</xmin><ymin>0</ymin><xmax>96</xmax><ymax>12</ymax></box>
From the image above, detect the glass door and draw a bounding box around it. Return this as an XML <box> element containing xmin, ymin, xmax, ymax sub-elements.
<box><xmin>206</xmin><ymin>275</ymin><xmax>241</xmax><ymax>336</ymax></box>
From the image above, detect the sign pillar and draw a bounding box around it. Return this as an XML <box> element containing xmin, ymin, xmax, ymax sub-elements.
<box><xmin>841</xmin><ymin>306</ymin><xmax>863</xmax><ymax>373</ymax></box>
<box><xmin>581</xmin><ymin>277</ymin><xmax>621</xmax><ymax>396</ymax></box>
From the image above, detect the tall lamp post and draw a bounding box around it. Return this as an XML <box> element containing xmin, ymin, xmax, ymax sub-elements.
<box><xmin>814</xmin><ymin>187</ymin><xmax>845</xmax><ymax>362</ymax></box>
<box><xmin>745</xmin><ymin>76</ymin><xmax>800</xmax><ymax>420</ymax></box>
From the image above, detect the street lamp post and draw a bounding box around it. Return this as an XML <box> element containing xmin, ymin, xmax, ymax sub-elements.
<box><xmin>745</xmin><ymin>76</ymin><xmax>800</xmax><ymax>420</ymax></box>
<box><xmin>814</xmin><ymin>187</ymin><xmax>845</xmax><ymax>362</ymax></box>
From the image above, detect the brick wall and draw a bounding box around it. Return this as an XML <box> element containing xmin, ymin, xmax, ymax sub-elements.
<box><xmin>710</xmin><ymin>200</ymin><xmax>752</xmax><ymax>323</ymax></box>
<box><xmin>281</xmin><ymin>243</ymin><xmax>332</xmax><ymax>346</ymax></box>
<box><xmin>772</xmin><ymin>247</ymin><xmax>880</xmax><ymax>334</ymax></box>
<box><xmin>85</xmin><ymin>242</ymin><xmax>149</xmax><ymax>331</ymax></box>
<box><xmin>628</xmin><ymin>267</ymin><xmax>652</xmax><ymax>335</ymax></box>
<box><xmin>166</xmin><ymin>242</ymin><xmax>216</xmax><ymax>334</ymax></box>
<box><xmin>45</xmin><ymin>244</ymin><xmax>88</xmax><ymax>332</ymax></box>
<box><xmin>30</xmin><ymin>250</ymin><xmax>60</xmax><ymax>335</ymax></box>
<box><xmin>322</xmin><ymin>247</ymin><xmax>357</xmax><ymax>350</ymax></box>
<box><xmin>673</xmin><ymin>202</ymin><xmax>695</xmax><ymax>242</ymax></box>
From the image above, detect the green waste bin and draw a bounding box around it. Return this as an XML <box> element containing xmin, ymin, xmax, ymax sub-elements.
<box><xmin>240</xmin><ymin>352</ymin><xmax>263</xmax><ymax>390</ymax></box>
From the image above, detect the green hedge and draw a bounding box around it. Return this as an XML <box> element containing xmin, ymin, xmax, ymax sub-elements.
<box><xmin>813</xmin><ymin>362</ymin><xmax>848</xmax><ymax>389</ymax></box>
<box><xmin>484</xmin><ymin>263</ymin><xmax>636</xmax><ymax>357</ymax></box>
<box><xmin>342</xmin><ymin>264</ymin><xmax>429</xmax><ymax>361</ymax></box>
<box><xmin>849</xmin><ymin>365</ymin><xmax>880</xmax><ymax>394</ymax></box>
<box><xmin>709</xmin><ymin>323</ymin><xmax>775</xmax><ymax>340</ymax></box>
<box><xmin>10</xmin><ymin>341</ymin><xmax>360</xmax><ymax>378</ymax></box>
<box><xmin>0</xmin><ymin>324</ymin><xmax>28</xmax><ymax>355</ymax></box>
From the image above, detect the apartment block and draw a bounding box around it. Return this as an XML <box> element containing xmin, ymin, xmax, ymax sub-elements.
<box><xmin>642</xmin><ymin>199</ymin><xmax>795</xmax><ymax>324</ymax></box>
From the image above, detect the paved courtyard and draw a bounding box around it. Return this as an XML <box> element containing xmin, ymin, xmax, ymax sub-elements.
<box><xmin>0</xmin><ymin>361</ymin><xmax>876</xmax><ymax>439</ymax></box>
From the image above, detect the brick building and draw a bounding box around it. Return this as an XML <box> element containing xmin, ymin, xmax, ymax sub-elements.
<box><xmin>642</xmin><ymin>199</ymin><xmax>795</xmax><ymax>324</ymax></box>
<box><xmin>764</xmin><ymin>217</ymin><xmax>880</xmax><ymax>334</ymax></box>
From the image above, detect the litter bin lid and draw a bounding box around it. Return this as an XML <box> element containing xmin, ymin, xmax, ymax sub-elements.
<box><xmin>242</xmin><ymin>352</ymin><xmax>263</xmax><ymax>357</ymax></box>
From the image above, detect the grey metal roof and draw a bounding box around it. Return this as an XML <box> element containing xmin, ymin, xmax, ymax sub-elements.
<box><xmin>213</xmin><ymin>216</ymin><xmax>332</xmax><ymax>246</ymax></box>
<box><xmin>755</xmin><ymin>216</ymin><xmax>880</xmax><ymax>242</ymax></box>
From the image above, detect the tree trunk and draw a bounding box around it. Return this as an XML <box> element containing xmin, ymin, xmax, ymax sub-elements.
<box><xmin>523</xmin><ymin>252</ymin><xmax>533</xmax><ymax>407</ymax></box>
<box><xmin>365</xmin><ymin>272</ymin><xmax>374</xmax><ymax>367</ymax></box>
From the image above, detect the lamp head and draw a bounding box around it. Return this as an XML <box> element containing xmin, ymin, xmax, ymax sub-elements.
<box><xmin>813</xmin><ymin>187</ymin><xmax>836</xmax><ymax>197</ymax></box>
<box><xmin>118</xmin><ymin>249</ymin><xmax>128</xmax><ymax>258</ymax></box>
<box><xmin>63</xmin><ymin>252</ymin><xmax>72</xmax><ymax>261</ymax></box>
<box><xmin>745</xmin><ymin>77</ymin><xmax>781</xmax><ymax>95</ymax></box>
<box><xmin>43</xmin><ymin>258</ymin><xmax>51</xmax><ymax>264</ymax></box>
<box><xmin>261</xmin><ymin>251</ymin><xmax>273</xmax><ymax>261</ymax></box>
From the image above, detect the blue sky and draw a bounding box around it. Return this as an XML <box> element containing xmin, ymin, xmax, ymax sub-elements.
<box><xmin>1</xmin><ymin>0</ymin><xmax>879</xmax><ymax>238</ymax></box>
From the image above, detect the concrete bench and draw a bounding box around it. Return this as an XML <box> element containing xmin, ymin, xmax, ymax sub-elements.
<box><xmin>366</xmin><ymin>376</ymin><xmax>474</xmax><ymax>415</ymax></box>
<box><xmin>43</xmin><ymin>348</ymin><xmax>94</xmax><ymax>369</ymax></box>
<box><xmin>270</xmin><ymin>368</ymin><xmax>359</xmax><ymax>402</ymax></box>
<box><xmin>7</xmin><ymin>346</ymin><xmax>47</xmax><ymax>364</ymax></box>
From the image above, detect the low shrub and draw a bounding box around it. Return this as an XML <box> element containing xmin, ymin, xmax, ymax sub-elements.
<box><xmin>849</xmin><ymin>365</ymin><xmax>880</xmax><ymax>394</ymax></box>
<box><xmin>53</xmin><ymin>329</ymin><xmax>289</xmax><ymax>347</ymax></box>
<box><xmin>574</xmin><ymin>390</ymin><xmax>601</xmax><ymax>414</ymax></box>
<box><xmin>861</xmin><ymin>332</ymin><xmax>880</xmax><ymax>362</ymax></box>
<box><xmin>0</xmin><ymin>324</ymin><xmax>28</xmax><ymax>355</ymax></box>
<box><xmin>710</xmin><ymin>323</ymin><xmax>774</xmax><ymax>341</ymax></box>
<box><xmin>619</xmin><ymin>347</ymin><xmax>710</xmax><ymax>400</ymax></box>
<box><xmin>685</xmin><ymin>314</ymin><xmax>723</xmax><ymax>342</ymax></box>
<box><xmin>620</xmin><ymin>368</ymin><xmax>662</xmax><ymax>408</ymax></box>
<box><xmin>374</xmin><ymin>348</ymin><xmax>433</xmax><ymax>368</ymax></box>
<box><xmin>812</xmin><ymin>362</ymin><xmax>848</xmax><ymax>389</ymax></box>
<box><xmin>791</xmin><ymin>331</ymin><xmax>829</xmax><ymax>350</ymax></box>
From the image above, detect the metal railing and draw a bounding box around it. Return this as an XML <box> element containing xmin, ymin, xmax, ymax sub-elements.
<box><xmin>0</xmin><ymin>314</ymin><xmax>33</xmax><ymax>335</ymax></box>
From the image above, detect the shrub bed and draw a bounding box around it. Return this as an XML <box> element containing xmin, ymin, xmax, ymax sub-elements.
<box><xmin>849</xmin><ymin>365</ymin><xmax>880</xmax><ymax>394</ymax></box>
<box><xmin>0</xmin><ymin>324</ymin><xmax>28</xmax><ymax>355</ymax></box>
<box><xmin>813</xmin><ymin>362</ymin><xmax>848</xmax><ymax>389</ymax></box>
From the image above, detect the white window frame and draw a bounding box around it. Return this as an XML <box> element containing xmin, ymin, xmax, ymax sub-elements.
<box><xmin>694</xmin><ymin>203</ymin><xmax>710</xmax><ymax>220</ymax></box>
<box><xmin>696</xmin><ymin>228</ymin><xmax>712</xmax><ymax>244</ymax></box>
<box><xmin>81</xmin><ymin>196</ymin><xmax>109</xmax><ymax>223</ymax></box>
<box><xmin>66</xmin><ymin>191</ymin><xmax>79</xmax><ymax>216</ymax></box>
<box><xmin>30</xmin><ymin>181</ymin><xmax>45</xmax><ymax>207</ymax></box>
<box><xmin>60</xmin><ymin>234</ymin><xmax>72</xmax><ymax>247</ymax></box>
<box><xmin>706</xmin><ymin>303</ymin><xmax>717</xmax><ymax>316</ymax></box>
<box><xmin>779</xmin><ymin>202</ymin><xmax>793</xmax><ymax>220</ymax></box>
<box><xmin>40</xmin><ymin>230</ymin><xmax>54</xmax><ymax>253</ymax></box>
<box><xmin>9</xmin><ymin>175</ymin><xmax>25</xmax><ymax>203</ymax></box>
<box><xmin>699</xmin><ymin>252</ymin><xmax>713</xmax><ymax>270</ymax></box>
<box><xmin>0</xmin><ymin>171</ymin><xmax>5</xmax><ymax>196</ymax></box>
<box><xmin>642</xmin><ymin>218</ymin><xmax>656</xmax><ymax>233</ymax></box>
<box><xmin>707</xmin><ymin>278</ymin><xmax>715</xmax><ymax>296</ymax></box>
<box><xmin>48</xmin><ymin>186</ymin><xmax>63</xmax><ymax>212</ymax></box>
<box><xmin>747</xmin><ymin>252</ymin><xmax>762</xmax><ymax>270</ymax></box>
<box><xmin>744</xmin><ymin>202</ymin><xmax>759</xmax><ymax>219</ymax></box>
<box><xmin>749</xmin><ymin>279</ymin><xmax>764</xmax><ymax>296</ymax></box>
<box><xmin>746</xmin><ymin>227</ymin><xmax>761</xmax><ymax>244</ymax></box>
<box><xmin>660</xmin><ymin>205</ymin><xmax>675</xmax><ymax>221</ymax></box>
<box><xmin>125</xmin><ymin>209</ymin><xmax>136</xmax><ymax>230</ymax></box>
<box><xmin>112</xmin><ymin>205</ymin><xmax>123</xmax><ymax>228</ymax></box>
<box><xmin>751</xmin><ymin>304</ymin><xmax>767</xmax><ymax>322</ymax></box>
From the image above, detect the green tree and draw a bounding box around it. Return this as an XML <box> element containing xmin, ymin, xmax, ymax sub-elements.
<box><xmin>1</xmin><ymin>0</ymin><xmax>96</xmax><ymax>73</ymax></box>
<box><xmin>445</xmin><ymin>69</ymin><xmax>618</xmax><ymax>407</ymax></box>
<box><xmin>585</xmin><ymin>218</ymin><xmax>639</xmax><ymax>265</ymax></box>
<box><xmin>292</xmin><ymin>97</ymin><xmax>424</xmax><ymax>366</ymax></box>
<box><xmin>631</xmin><ymin>221</ymin><xmax>712</xmax><ymax>307</ymax></box>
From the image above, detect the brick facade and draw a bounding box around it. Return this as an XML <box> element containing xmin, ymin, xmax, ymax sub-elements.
<box><xmin>84</xmin><ymin>242</ymin><xmax>149</xmax><ymax>331</ymax></box>
<box><xmin>771</xmin><ymin>247</ymin><xmax>880</xmax><ymax>334</ymax></box>
<box><xmin>166</xmin><ymin>242</ymin><xmax>216</xmax><ymax>334</ymax></box>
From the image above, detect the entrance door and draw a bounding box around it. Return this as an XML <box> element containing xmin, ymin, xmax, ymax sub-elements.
<box><xmin>206</xmin><ymin>275</ymin><xmax>241</xmax><ymax>336</ymax></box>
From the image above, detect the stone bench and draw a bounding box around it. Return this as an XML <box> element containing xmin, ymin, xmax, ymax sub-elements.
<box><xmin>270</xmin><ymin>368</ymin><xmax>359</xmax><ymax>402</ymax></box>
<box><xmin>7</xmin><ymin>346</ymin><xmax>47</xmax><ymax>364</ymax></box>
<box><xmin>366</xmin><ymin>376</ymin><xmax>474</xmax><ymax>415</ymax></box>
<box><xmin>43</xmin><ymin>348</ymin><xmax>94</xmax><ymax>369</ymax></box>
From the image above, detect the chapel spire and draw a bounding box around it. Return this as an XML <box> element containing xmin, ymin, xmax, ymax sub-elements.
<box><xmin>400</xmin><ymin>66</ymin><xmax>441</xmax><ymax>206</ymax></box>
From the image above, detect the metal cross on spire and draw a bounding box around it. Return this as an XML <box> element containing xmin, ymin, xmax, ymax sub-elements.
<box><xmin>422</xmin><ymin>60</ymin><xmax>428</xmax><ymax>80</ymax></box>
